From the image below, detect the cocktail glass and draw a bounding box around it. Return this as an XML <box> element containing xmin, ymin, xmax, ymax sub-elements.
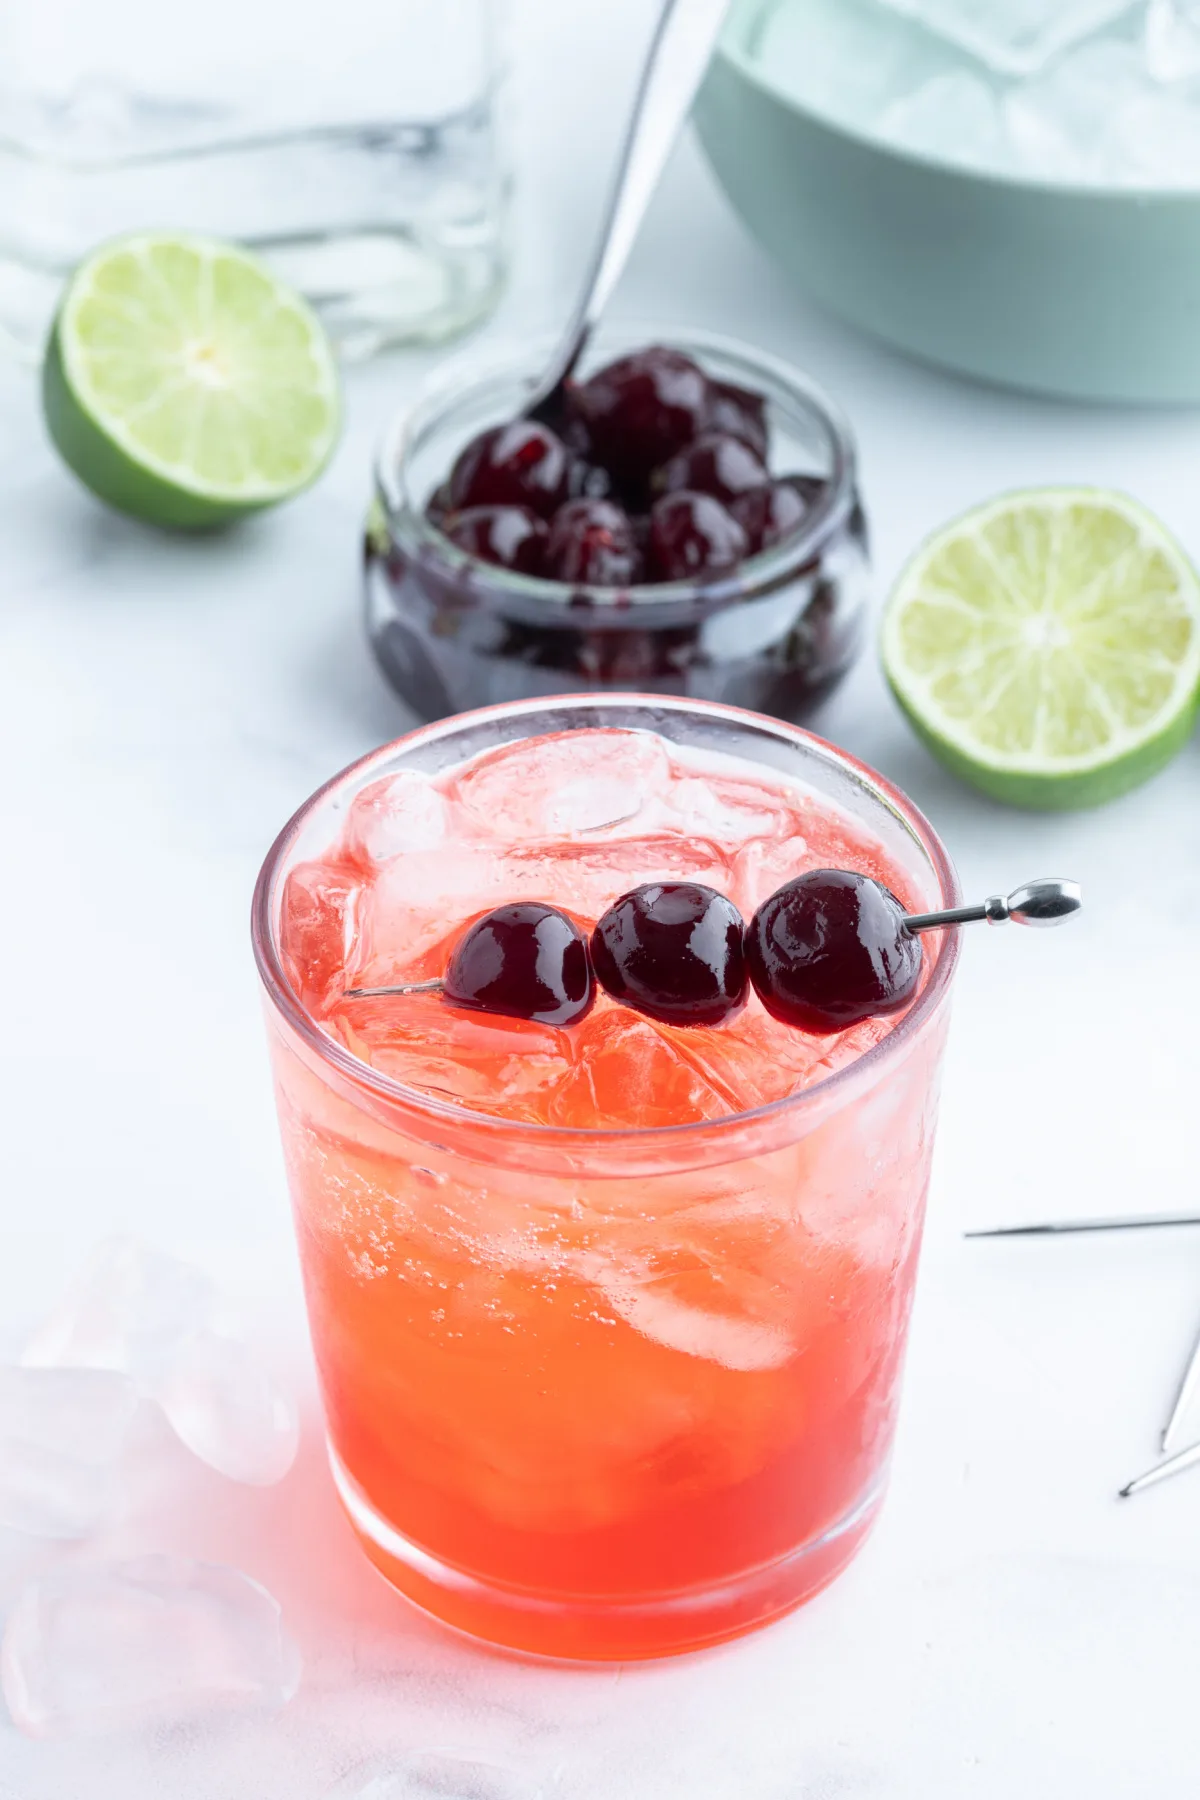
<box><xmin>252</xmin><ymin>695</ymin><xmax>960</xmax><ymax>1660</ymax></box>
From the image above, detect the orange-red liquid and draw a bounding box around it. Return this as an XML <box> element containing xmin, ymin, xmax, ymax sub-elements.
<box><xmin>268</xmin><ymin>730</ymin><xmax>948</xmax><ymax>1657</ymax></box>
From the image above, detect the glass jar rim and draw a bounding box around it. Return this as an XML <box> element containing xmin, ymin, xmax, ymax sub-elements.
<box><xmin>373</xmin><ymin>325</ymin><xmax>860</xmax><ymax>616</ymax></box>
<box><xmin>252</xmin><ymin>695</ymin><xmax>961</xmax><ymax>1159</ymax></box>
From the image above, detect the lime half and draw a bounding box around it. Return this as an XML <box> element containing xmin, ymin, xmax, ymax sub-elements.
<box><xmin>43</xmin><ymin>232</ymin><xmax>341</xmax><ymax>529</ymax></box>
<box><xmin>881</xmin><ymin>488</ymin><xmax>1200</xmax><ymax>809</ymax></box>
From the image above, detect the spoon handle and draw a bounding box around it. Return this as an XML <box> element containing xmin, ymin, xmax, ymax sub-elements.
<box><xmin>527</xmin><ymin>0</ymin><xmax>732</xmax><ymax>419</ymax></box>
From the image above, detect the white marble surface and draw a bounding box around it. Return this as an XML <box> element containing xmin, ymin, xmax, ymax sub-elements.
<box><xmin>2</xmin><ymin>2</ymin><xmax>1200</xmax><ymax>1793</ymax></box>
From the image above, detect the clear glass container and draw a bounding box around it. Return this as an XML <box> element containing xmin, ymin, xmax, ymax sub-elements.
<box><xmin>365</xmin><ymin>328</ymin><xmax>870</xmax><ymax>723</ymax></box>
<box><xmin>0</xmin><ymin>0</ymin><xmax>507</xmax><ymax>360</ymax></box>
<box><xmin>252</xmin><ymin>695</ymin><xmax>959</xmax><ymax>1660</ymax></box>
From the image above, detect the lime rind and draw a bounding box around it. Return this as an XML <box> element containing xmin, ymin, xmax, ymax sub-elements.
<box><xmin>881</xmin><ymin>487</ymin><xmax>1200</xmax><ymax>810</ymax></box>
<box><xmin>45</xmin><ymin>231</ymin><xmax>340</xmax><ymax>528</ymax></box>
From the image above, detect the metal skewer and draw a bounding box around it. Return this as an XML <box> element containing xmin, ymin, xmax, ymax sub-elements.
<box><xmin>966</xmin><ymin>1213</ymin><xmax>1200</xmax><ymax>1238</ymax></box>
<box><xmin>343</xmin><ymin>978</ymin><xmax>443</xmax><ymax>1001</ymax></box>
<box><xmin>1162</xmin><ymin>1322</ymin><xmax>1200</xmax><ymax>1455</ymax></box>
<box><xmin>344</xmin><ymin>876</ymin><xmax>1084</xmax><ymax>1003</ymax></box>
<box><xmin>1120</xmin><ymin>1437</ymin><xmax>1200</xmax><ymax>1500</ymax></box>
<box><xmin>903</xmin><ymin>876</ymin><xmax>1082</xmax><ymax>935</ymax></box>
<box><xmin>969</xmin><ymin>1190</ymin><xmax>1200</xmax><ymax>1496</ymax></box>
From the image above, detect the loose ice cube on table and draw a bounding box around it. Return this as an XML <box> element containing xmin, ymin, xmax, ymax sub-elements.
<box><xmin>324</xmin><ymin>1754</ymin><xmax>539</xmax><ymax>1800</ymax></box>
<box><xmin>153</xmin><ymin>1325</ymin><xmax>299</xmax><ymax>1487</ymax></box>
<box><xmin>1</xmin><ymin>1555</ymin><xmax>300</xmax><ymax>1738</ymax></box>
<box><xmin>22</xmin><ymin>1239</ymin><xmax>298</xmax><ymax>1488</ymax></box>
<box><xmin>0</xmin><ymin>1366</ymin><xmax>137</xmax><ymax>1539</ymax></box>
<box><xmin>22</xmin><ymin>1237</ymin><xmax>215</xmax><ymax>1387</ymax></box>
<box><xmin>0</xmin><ymin>1366</ymin><xmax>137</xmax><ymax>1465</ymax></box>
<box><xmin>877</xmin><ymin>0</ymin><xmax>1136</xmax><ymax>76</ymax></box>
<box><xmin>0</xmin><ymin>1443</ymin><xmax>122</xmax><ymax>1540</ymax></box>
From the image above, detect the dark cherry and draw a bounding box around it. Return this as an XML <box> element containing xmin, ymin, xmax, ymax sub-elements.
<box><xmin>732</xmin><ymin>476</ymin><xmax>822</xmax><ymax>554</ymax></box>
<box><xmin>444</xmin><ymin>902</ymin><xmax>593</xmax><ymax>1026</ymax></box>
<box><xmin>657</xmin><ymin>431</ymin><xmax>770</xmax><ymax>506</ymax></box>
<box><xmin>545</xmin><ymin>498</ymin><xmax>641</xmax><ymax>587</ymax></box>
<box><xmin>704</xmin><ymin>380</ymin><xmax>769</xmax><ymax>460</ymax></box>
<box><xmin>591</xmin><ymin>883</ymin><xmax>748</xmax><ymax>1026</ymax></box>
<box><xmin>447</xmin><ymin>421</ymin><xmax>571</xmax><ymax>519</ymax></box>
<box><xmin>417</xmin><ymin>350</ymin><xmax>850</xmax><ymax>614</ymax></box>
<box><xmin>746</xmin><ymin>870</ymin><xmax>922</xmax><ymax>1034</ymax></box>
<box><xmin>574</xmin><ymin>347</ymin><xmax>710</xmax><ymax>488</ymax></box>
<box><xmin>647</xmin><ymin>490</ymin><xmax>749</xmax><ymax>582</ymax></box>
<box><xmin>443</xmin><ymin>505</ymin><xmax>548</xmax><ymax>575</ymax></box>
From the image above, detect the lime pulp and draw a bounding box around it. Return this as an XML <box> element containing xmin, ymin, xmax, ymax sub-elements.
<box><xmin>43</xmin><ymin>231</ymin><xmax>341</xmax><ymax>529</ymax></box>
<box><xmin>881</xmin><ymin>487</ymin><xmax>1200</xmax><ymax>809</ymax></box>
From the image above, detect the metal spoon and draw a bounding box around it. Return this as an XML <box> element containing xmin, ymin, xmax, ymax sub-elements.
<box><xmin>344</xmin><ymin>877</ymin><xmax>1081</xmax><ymax>1002</ymax></box>
<box><xmin>524</xmin><ymin>0</ymin><xmax>733</xmax><ymax>424</ymax></box>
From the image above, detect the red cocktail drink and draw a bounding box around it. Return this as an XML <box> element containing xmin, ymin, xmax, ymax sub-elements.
<box><xmin>253</xmin><ymin>697</ymin><xmax>959</xmax><ymax>1659</ymax></box>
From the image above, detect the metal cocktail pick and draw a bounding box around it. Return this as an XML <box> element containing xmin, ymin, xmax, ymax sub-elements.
<box><xmin>343</xmin><ymin>876</ymin><xmax>1082</xmax><ymax>1002</ymax></box>
<box><xmin>966</xmin><ymin>1213</ymin><xmax>1200</xmax><ymax>1238</ymax></box>
<box><xmin>1117</xmin><ymin>1323</ymin><xmax>1200</xmax><ymax>1497</ymax></box>
<box><xmin>1161</xmin><ymin>1329</ymin><xmax>1200</xmax><ymax>1454</ymax></box>
<box><xmin>1120</xmin><ymin>1439</ymin><xmax>1200</xmax><ymax>1500</ymax></box>
<box><xmin>344</xmin><ymin>977</ymin><xmax>444</xmax><ymax>1000</ymax></box>
<box><xmin>971</xmin><ymin>1202</ymin><xmax>1200</xmax><ymax>1497</ymax></box>
<box><xmin>958</xmin><ymin>918</ymin><xmax>1200</xmax><ymax>1496</ymax></box>
<box><xmin>902</xmin><ymin>876</ymin><xmax>1082</xmax><ymax>935</ymax></box>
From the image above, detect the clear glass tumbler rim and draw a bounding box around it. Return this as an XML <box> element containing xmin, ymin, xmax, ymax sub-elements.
<box><xmin>251</xmin><ymin>693</ymin><xmax>961</xmax><ymax>1158</ymax></box>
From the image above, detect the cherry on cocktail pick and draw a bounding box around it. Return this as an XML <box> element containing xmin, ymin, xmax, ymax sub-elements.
<box><xmin>345</xmin><ymin>902</ymin><xmax>594</xmax><ymax>1026</ymax></box>
<box><xmin>591</xmin><ymin>882</ymin><xmax>748</xmax><ymax>1026</ymax></box>
<box><xmin>747</xmin><ymin>871</ymin><xmax>1083</xmax><ymax>1033</ymax></box>
<box><xmin>746</xmin><ymin>870</ymin><xmax>921</xmax><ymax>1034</ymax></box>
<box><xmin>344</xmin><ymin>876</ymin><xmax>1080</xmax><ymax>1036</ymax></box>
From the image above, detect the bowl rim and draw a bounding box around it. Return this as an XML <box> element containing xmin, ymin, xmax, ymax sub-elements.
<box><xmin>373</xmin><ymin>323</ymin><xmax>860</xmax><ymax>618</ymax></box>
<box><xmin>712</xmin><ymin>0</ymin><xmax>1200</xmax><ymax>204</ymax></box>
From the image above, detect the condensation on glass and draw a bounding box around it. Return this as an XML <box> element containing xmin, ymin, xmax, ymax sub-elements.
<box><xmin>0</xmin><ymin>0</ymin><xmax>508</xmax><ymax>360</ymax></box>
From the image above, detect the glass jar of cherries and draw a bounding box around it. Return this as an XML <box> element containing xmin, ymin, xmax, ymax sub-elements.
<box><xmin>365</xmin><ymin>328</ymin><xmax>869</xmax><ymax>724</ymax></box>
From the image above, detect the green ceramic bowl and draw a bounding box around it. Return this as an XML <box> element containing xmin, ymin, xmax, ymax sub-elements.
<box><xmin>695</xmin><ymin>0</ymin><xmax>1200</xmax><ymax>403</ymax></box>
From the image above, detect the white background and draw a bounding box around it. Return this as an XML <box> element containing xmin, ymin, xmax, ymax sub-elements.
<box><xmin>2</xmin><ymin>1</ymin><xmax>1200</xmax><ymax>1793</ymax></box>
